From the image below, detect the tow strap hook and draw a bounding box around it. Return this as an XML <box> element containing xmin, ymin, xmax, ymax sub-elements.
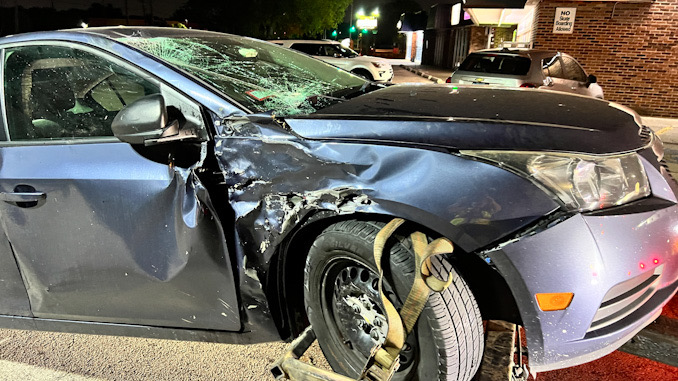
<box><xmin>271</xmin><ymin>218</ymin><xmax>454</xmax><ymax>381</ymax></box>
<box><xmin>510</xmin><ymin>325</ymin><xmax>529</xmax><ymax>381</ymax></box>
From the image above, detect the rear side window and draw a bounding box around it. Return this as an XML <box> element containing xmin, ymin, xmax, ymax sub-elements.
<box><xmin>290</xmin><ymin>43</ymin><xmax>322</xmax><ymax>56</ymax></box>
<box><xmin>542</xmin><ymin>55</ymin><xmax>564</xmax><ymax>79</ymax></box>
<box><xmin>561</xmin><ymin>56</ymin><xmax>587</xmax><ymax>82</ymax></box>
<box><xmin>459</xmin><ymin>53</ymin><xmax>531</xmax><ymax>76</ymax></box>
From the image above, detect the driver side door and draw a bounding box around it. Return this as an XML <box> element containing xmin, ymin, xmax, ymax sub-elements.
<box><xmin>0</xmin><ymin>43</ymin><xmax>240</xmax><ymax>330</ymax></box>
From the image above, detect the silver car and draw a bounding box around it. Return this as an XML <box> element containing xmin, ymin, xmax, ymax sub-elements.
<box><xmin>449</xmin><ymin>49</ymin><xmax>604</xmax><ymax>98</ymax></box>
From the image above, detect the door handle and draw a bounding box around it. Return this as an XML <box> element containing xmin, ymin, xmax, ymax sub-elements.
<box><xmin>0</xmin><ymin>192</ymin><xmax>46</xmax><ymax>203</ymax></box>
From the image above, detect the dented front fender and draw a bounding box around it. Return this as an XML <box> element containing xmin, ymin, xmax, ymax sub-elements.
<box><xmin>214</xmin><ymin>116</ymin><xmax>558</xmax><ymax>268</ymax></box>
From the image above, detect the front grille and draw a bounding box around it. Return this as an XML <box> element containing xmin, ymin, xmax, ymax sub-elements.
<box><xmin>639</xmin><ymin>125</ymin><xmax>652</xmax><ymax>145</ymax></box>
<box><xmin>587</xmin><ymin>265</ymin><xmax>663</xmax><ymax>332</ymax></box>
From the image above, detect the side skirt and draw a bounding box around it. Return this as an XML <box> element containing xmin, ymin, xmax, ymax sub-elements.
<box><xmin>0</xmin><ymin>315</ymin><xmax>279</xmax><ymax>345</ymax></box>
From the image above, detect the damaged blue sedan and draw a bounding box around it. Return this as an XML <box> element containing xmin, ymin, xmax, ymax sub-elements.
<box><xmin>0</xmin><ymin>27</ymin><xmax>676</xmax><ymax>380</ymax></box>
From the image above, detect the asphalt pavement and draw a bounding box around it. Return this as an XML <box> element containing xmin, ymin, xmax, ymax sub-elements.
<box><xmin>0</xmin><ymin>329</ymin><xmax>329</xmax><ymax>380</ymax></box>
<box><xmin>390</xmin><ymin>65</ymin><xmax>432</xmax><ymax>84</ymax></box>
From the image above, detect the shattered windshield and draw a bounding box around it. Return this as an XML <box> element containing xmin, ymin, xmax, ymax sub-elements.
<box><xmin>120</xmin><ymin>35</ymin><xmax>368</xmax><ymax>116</ymax></box>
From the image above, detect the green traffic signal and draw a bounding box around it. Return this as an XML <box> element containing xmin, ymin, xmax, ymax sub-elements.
<box><xmin>350</xmin><ymin>26</ymin><xmax>356</xmax><ymax>32</ymax></box>
<box><xmin>331</xmin><ymin>30</ymin><xmax>337</xmax><ymax>37</ymax></box>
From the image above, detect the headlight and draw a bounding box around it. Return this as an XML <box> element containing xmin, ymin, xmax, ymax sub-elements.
<box><xmin>462</xmin><ymin>151</ymin><xmax>651</xmax><ymax>212</ymax></box>
<box><xmin>371</xmin><ymin>62</ymin><xmax>385</xmax><ymax>68</ymax></box>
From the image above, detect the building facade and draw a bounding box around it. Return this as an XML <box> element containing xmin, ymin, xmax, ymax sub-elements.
<box><xmin>531</xmin><ymin>0</ymin><xmax>678</xmax><ymax>117</ymax></box>
<box><xmin>463</xmin><ymin>0</ymin><xmax>677</xmax><ymax>117</ymax></box>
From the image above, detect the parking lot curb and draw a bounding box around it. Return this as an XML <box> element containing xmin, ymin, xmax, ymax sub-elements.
<box><xmin>400</xmin><ymin>65</ymin><xmax>444</xmax><ymax>84</ymax></box>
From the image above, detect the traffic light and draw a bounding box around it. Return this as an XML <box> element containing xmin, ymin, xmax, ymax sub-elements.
<box><xmin>350</xmin><ymin>25</ymin><xmax>356</xmax><ymax>33</ymax></box>
<box><xmin>331</xmin><ymin>30</ymin><xmax>337</xmax><ymax>37</ymax></box>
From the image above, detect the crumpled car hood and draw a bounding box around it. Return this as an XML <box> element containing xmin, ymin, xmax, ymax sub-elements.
<box><xmin>286</xmin><ymin>85</ymin><xmax>648</xmax><ymax>154</ymax></box>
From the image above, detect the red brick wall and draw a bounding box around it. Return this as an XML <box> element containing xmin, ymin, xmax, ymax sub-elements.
<box><xmin>533</xmin><ymin>0</ymin><xmax>678</xmax><ymax>117</ymax></box>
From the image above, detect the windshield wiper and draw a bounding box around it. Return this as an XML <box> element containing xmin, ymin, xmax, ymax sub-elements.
<box><xmin>333</xmin><ymin>81</ymin><xmax>384</xmax><ymax>100</ymax></box>
<box><xmin>301</xmin><ymin>93</ymin><xmax>346</xmax><ymax>112</ymax></box>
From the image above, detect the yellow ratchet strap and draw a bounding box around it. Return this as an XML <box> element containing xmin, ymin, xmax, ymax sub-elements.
<box><xmin>361</xmin><ymin>218</ymin><xmax>454</xmax><ymax>381</ymax></box>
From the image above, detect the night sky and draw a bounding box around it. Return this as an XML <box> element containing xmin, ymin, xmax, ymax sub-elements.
<box><xmin>1</xmin><ymin>0</ymin><xmax>186</xmax><ymax>18</ymax></box>
<box><xmin>4</xmin><ymin>0</ymin><xmax>441</xmax><ymax>19</ymax></box>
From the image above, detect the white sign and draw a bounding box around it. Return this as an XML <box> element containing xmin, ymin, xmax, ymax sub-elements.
<box><xmin>451</xmin><ymin>3</ymin><xmax>461</xmax><ymax>26</ymax></box>
<box><xmin>553</xmin><ymin>7</ymin><xmax>576</xmax><ymax>34</ymax></box>
<box><xmin>356</xmin><ymin>17</ymin><xmax>378</xmax><ymax>30</ymax></box>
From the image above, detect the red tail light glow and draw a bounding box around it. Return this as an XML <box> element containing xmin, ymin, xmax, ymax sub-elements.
<box><xmin>520</xmin><ymin>83</ymin><xmax>538</xmax><ymax>88</ymax></box>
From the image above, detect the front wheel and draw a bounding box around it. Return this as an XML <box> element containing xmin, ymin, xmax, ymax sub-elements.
<box><xmin>351</xmin><ymin>69</ymin><xmax>374</xmax><ymax>81</ymax></box>
<box><xmin>303</xmin><ymin>220</ymin><xmax>484</xmax><ymax>381</ymax></box>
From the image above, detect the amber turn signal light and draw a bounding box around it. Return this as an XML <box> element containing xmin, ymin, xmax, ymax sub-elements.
<box><xmin>535</xmin><ymin>292</ymin><xmax>574</xmax><ymax>311</ymax></box>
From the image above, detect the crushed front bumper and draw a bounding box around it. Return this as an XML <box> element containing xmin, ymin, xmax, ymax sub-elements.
<box><xmin>486</xmin><ymin>162</ymin><xmax>678</xmax><ymax>372</ymax></box>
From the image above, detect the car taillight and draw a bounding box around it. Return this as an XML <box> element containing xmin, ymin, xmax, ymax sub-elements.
<box><xmin>446</xmin><ymin>77</ymin><xmax>452</xmax><ymax>83</ymax></box>
<box><xmin>520</xmin><ymin>83</ymin><xmax>538</xmax><ymax>88</ymax></box>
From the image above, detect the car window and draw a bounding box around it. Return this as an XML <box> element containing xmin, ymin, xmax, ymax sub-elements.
<box><xmin>561</xmin><ymin>56</ymin><xmax>587</xmax><ymax>82</ymax></box>
<box><xmin>459</xmin><ymin>53</ymin><xmax>531</xmax><ymax>76</ymax></box>
<box><xmin>3</xmin><ymin>45</ymin><xmax>160</xmax><ymax>141</ymax></box>
<box><xmin>290</xmin><ymin>43</ymin><xmax>322</xmax><ymax>56</ymax></box>
<box><xmin>322</xmin><ymin>44</ymin><xmax>359</xmax><ymax>58</ymax></box>
<box><xmin>542</xmin><ymin>55</ymin><xmax>564</xmax><ymax>79</ymax></box>
<box><xmin>321</xmin><ymin>45</ymin><xmax>341</xmax><ymax>57</ymax></box>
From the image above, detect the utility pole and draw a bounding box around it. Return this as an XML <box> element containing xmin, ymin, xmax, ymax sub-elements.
<box><xmin>349</xmin><ymin>1</ymin><xmax>354</xmax><ymax>48</ymax></box>
<box><xmin>349</xmin><ymin>1</ymin><xmax>353</xmax><ymax>31</ymax></box>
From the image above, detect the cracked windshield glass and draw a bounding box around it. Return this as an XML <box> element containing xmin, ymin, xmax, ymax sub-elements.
<box><xmin>122</xmin><ymin>35</ymin><xmax>368</xmax><ymax>116</ymax></box>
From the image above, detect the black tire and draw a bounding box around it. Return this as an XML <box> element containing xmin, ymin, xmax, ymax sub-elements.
<box><xmin>304</xmin><ymin>220</ymin><xmax>483</xmax><ymax>381</ymax></box>
<box><xmin>351</xmin><ymin>69</ymin><xmax>374</xmax><ymax>81</ymax></box>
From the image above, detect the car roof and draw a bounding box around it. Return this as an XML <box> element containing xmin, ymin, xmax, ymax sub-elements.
<box><xmin>270</xmin><ymin>39</ymin><xmax>338</xmax><ymax>45</ymax></box>
<box><xmin>473</xmin><ymin>48</ymin><xmax>560</xmax><ymax>58</ymax></box>
<box><xmin>0</xmin><ymin>26</ymin><xmax>261</xmax><ymax>46</ymax></box>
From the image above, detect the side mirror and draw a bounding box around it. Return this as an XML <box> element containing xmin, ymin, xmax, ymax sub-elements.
<box><xmin>112</xmin><ymin>94</ymin><xmax>168</xmax><ymax>145</ymax></box>
<box><xmin>586</xmin><ymin>74</ymin><xmax>597</xmax><ymax>88</ymax></box>
<box><xmin>112</xmin><ymin>94</ymin><xmax>196</xmax><ymax>146</ymax></box>
<box><xmin>543</xmin><ymin>76</ymin><xmax>554</xmax><ymax>87</ymax></box>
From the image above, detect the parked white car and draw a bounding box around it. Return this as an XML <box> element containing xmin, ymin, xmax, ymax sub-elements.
<box><xmin>270</xmin><ymin>40</ymin><xmax>393</xmax><ymax>82</ymax></box>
